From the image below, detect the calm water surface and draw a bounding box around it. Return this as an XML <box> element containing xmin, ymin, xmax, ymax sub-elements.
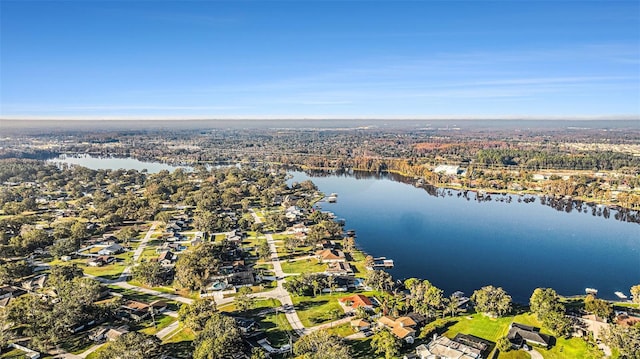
<box><xmin>290</xmin><ymin>171</ymin><xmax>639</xmax><ymax>303</ymax></box>
<box><xmin>46</xmin><ymin>156</ymin><xmax>639</xmax><ymax>302</ymax></box>
<box><xmin>48</xmin><ymin>154</ymin><xmax>188</xmax><ymax>173</ymax></box>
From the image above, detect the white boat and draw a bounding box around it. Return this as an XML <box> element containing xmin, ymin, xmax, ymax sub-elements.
<box><xmin>614</xmin><ymin>291</ymin><xmax>628</xmax><ymax>299</ymax></box>
<box><xmin>585</xmin><ymin>288</ymin><xmax>598</xmax><ymax>295</ymax></box>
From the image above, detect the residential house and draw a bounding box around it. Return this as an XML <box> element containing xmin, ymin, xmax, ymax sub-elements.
<box><xmin>316</xmin><ymin>249</ymin><xmax>346</xmax><ymax>263</ymax></box>
<box><xmin>434</xmin><ymin>165</ymin><xmax>463</xmax><ymax>176</ymax></box>
<box><xmin>378</xmin><ymin>316</ymin><xmax>418</xmax><ymax>343</ymax></box>
<box><xmin>616</xmin><ymin>312</ymin><xmax>640</xmax><ymax>327</ymax></box>
<box><xmin>157</xmin><ymin>251</ymin><xmax>176</xmax><ymax>266</ymax></box>
<box><xmin>121</xmin><ymin>300</ymin><xmax>151</xmax><ymax>321</ymax></box>
<box><xmin>325</xmin><ymin>261</ymin><xmax>354</xmax><ymax>276</ymax></box>
<box><xmin>226</xmin><ymin>229</ymin><xmax>245</xmax><ymax>244</ymax></box>
<box><xmin>87</xmin><ymin>256</ymin><xmax>115</xmax><ymax>267</ymax></box>
<box><xmin>287</xmin><ymin>223</ymin><xmax>308</xmax><ymax>234</ymax></box>
<box><xmin>150</xmin><ymin>300</ymin><xmax>168</xmax><ymax>313</ymax></box>
<box><xmin>88</xmin><ymin>326</ymin><xmax>109</xmax><ymax>342</ymax></box>
<box><xmin>98</xmin><ymin>244</ymin><xmax>124</xmax><ymax>256</ymax></box>
<box><xmin>22</xmin><ymin>275</ymin><xmax>48</xmax><ymax>292</ymax></box>
<box><xmin>416</xmin><ymin>334</ymin><xmax>485</xmax><ymax>359</ymax></box>
<box><xmin>0</xmin><ymin>285</ymin><xmax>26</xmax><ymax>308</ymax></box>
<box><xmin>350</xmin><ymin>319</ymin><xmax>371</xmax><ymax>332</ymax></box>
<box><xmin>234</xmin><ymin>317</ymin><xmax>258</xmax><ymax>334</ymax></box>
<box><xmin>507</xmin><ymin>323</ymin><xmax>552</xmax><ymax>349</ymax></box>
<box><xmin>106</xmin><ymin>326</ymin><xmax>129</xmax><ymax>341</ymax></box>
<box><xmin>339</xmin><ymin>294</ymin><xmax>374</xmax><ymax>313</ymax></box>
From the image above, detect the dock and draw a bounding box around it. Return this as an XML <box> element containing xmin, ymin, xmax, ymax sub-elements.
<box><xmin>614</xmin><ymin>291</ymin><xmax>628</xmax><ymax>300</ymax></box>
<box><xmin>372</xmin><ymin>257</ymin><xmax>394</xmax><ymax>268</ymax></box>
<box><xmin>585</xmin><ymin>288</ymin><xmax>598</xmax><ymax>295</ymax></box>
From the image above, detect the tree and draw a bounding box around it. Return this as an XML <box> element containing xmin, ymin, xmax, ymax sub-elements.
<box><xmin>405</xmin><ymin>278</ymin><xmax>444</xmax><ymax>319</ymax></box>
<box><xmin>584</xmin><ymin>294</ymin><xmax>612</xmax><ymax>319</ymax></box>
<box><xmin>50</xmin><ymin>237</ymin><xmax>81</xmax><ymax>258</ymax></box>
<box><xmin>542</xmin><ymin>309</ymin><xmax>572</xmax><ymax>337</ymax></box>
<box><xmin>631</xmin><ymin>284</ymin><xmax>640</xmax><ymax>304</ymax></box>
<box><xmin>445</xmin><ymin>294</ymin><xmax>460</xmax><ymax>318</ymax></box>
<box><xmin>193</xmin><ymin>211</ymin><xmax>217</xmax><ymax>234</ymax></box>
<box><xmin>70</xmin><ymin>220</ymin><xmax>90</xmax><ymax>240</ymax></box>
<box><xmin>0</xmin><ymin>260</ymin><xmax>32</xmax><ymax>285</ymax></box>
<box><xmin>293</xmin><ymin>329</ymin><xmax>351</xmax><ymax>359</ymax></box>
<box><xmin>603</xmin><ymin>324</ymin><xmax>640</xmax><ymax>359</ymax></box>
<box><xmin>48</xmin><ymin>264</ymin><xmax>83</xmax><ymax>289</ymax></box>
<box><xmin>284</xmin><ymin>236</ymin><xmax>298</xmax><ymax>254</ymax></box>
<box><xmin>370</xmin><ymin>328</ymin><xmax>400</xmax><ymax>359</ymax></box>
<box><xmin>116</xmin><ymin>226</ymin><xmax>139</xmax><ymax>244</ymax></box>
<box><xmin>365</xmin><ymin>270</ymin><xmax>394</xmax><ymax>292</ymax></box>
<box><xmin>96</xmin><ymin>332</ymin><xmax>161</xmax><ymax>359</ymax></box>
<box><xmin>343</xmin><ymin>236</ymin><xmax>355</xmax><ymax>252</ymax></box>
<box><xmin>530</xmin><ymin>288</ymin><xmax>561</xmax><ymax>316</ymax></box>
<box><xmin>131</xmin><ymin>261</ymin><xmax>166</xmax><ymax>287</ymax></box>
<box><xmin>0</xmin><ymin>309</ymin><xmax>14</xmax><ymax>349</ymax></box>
<box><xmin>193</xmin><ymin>313</ymin><xmax>244</xmax><ymax>359</ymax></box>
<box><xmin>235</xmin><ymin>286</ymin><xmax>255</xmax><ymax>312</ymax></box>
<box><xmin>250</xmin><ymin>347</ymin><xmax>268</xmax><ymax>359</ymax></box>
<box><xmin>178</xmin><ymin>298</ymin><xmax>218</xmax><ymax>331</ymax></box>
<box><xmin>155</xmin><ymin>211</ymin><xmax>172</xmax><ymax>224</ymax></box>
<box><xmin>497</xmin><ymin>336</ymin><xmax>512</xmax><ymax>352</ymax></box>
<box><xmin>321</xmin><ymin>220</ymin><xmax>343</xmax><ymax>238</ymax></box>
<box><xmin>529</xmin><ymin>288</ymin><xmax>570</xmax><ymax>336</ymax></box>
<box><xmin>257</xmin><ymin>240</ymin><xmax>271</xmax><ymax>260</ymax></box>
<box><xmin>471</xmin><ymin>285</ymin><xmax>512</xmax><ymax>317</ymax></box>
<box><xmin>530</xmin><ymin>288</ymin><xmax>564</xmax><ymax>321</ymax></box>
<box><xmin>174</xmin><ymin>242</ymin><xmax>225</xmax><ymax>290</ymax></box>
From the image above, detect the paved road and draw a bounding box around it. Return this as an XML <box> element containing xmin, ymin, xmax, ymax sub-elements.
<box><xmin>250</xmin><ymin>209</ymin><xmax>308</xmax><ymax>336</ymax></box>
<box><xmin>118</xmin><ymin>221</ymin><xmax>158</xmax><ymax>281</ymax></box>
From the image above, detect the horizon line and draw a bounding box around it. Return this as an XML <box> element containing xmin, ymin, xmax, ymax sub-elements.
<box><xmin>1</xmin><ymin>114</ymin><xmax>639</xmax><ymax>121</ymax></box>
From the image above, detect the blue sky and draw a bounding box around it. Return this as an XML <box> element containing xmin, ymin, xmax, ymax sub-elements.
<box><xmin>1</xmin><ymin>0</ymin><xmax>639</xmax><ymax>119</ymax></box>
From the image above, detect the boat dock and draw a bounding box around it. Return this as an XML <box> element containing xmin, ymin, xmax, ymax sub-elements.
<box><xmin>372</xmin><ymin>257</ymin><xmax>394</xmax><ymax>268</ymax></box>
<box><xmin>615</xmin><ymin>291</ymin><xmax>628</xmax><ymax>300</ymax></box>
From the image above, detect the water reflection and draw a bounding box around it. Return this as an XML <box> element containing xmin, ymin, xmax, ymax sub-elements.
<box><xmin>299</xmin><ymin>168</ymin><xmax>640</xmax><ymax>225</ymax></box>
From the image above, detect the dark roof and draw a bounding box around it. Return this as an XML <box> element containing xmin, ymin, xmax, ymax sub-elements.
<box><xmin>453</xmin><ymin>333</ymin><xmax>491</xmax><ymax>352</ymax></box>
<box><xmin>508</xmin><ymin>323</ymin><xmax>552</xmax><ymax>347</ymax></box>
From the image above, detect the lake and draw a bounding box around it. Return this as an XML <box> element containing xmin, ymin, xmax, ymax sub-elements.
<box><xmin>47</xmin><ymin>155</ymin><xmax>639</xmax><ymax>302</ymax></box>
<box><xmin>290</xmin><ymin>171</ymin><xmax>640</xmax><ymax>303</ymax></box>
<box><xmin>48</xmin><ymin>154</ymin><xmax>190</xmax><ymax>173</ymax></box>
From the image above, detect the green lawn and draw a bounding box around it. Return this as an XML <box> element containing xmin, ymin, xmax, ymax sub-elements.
<box><xmin>106</xmin><ymin>286</ymin><xmax>180</xmax><ymax>310</ymax></box>
<box><xmin>83</xmin><ymin>263</ymin><xmax>127</xmax><ymax>279</ymax></box>
<box><xmin>292</xmin><ymin>293</ymin><xmax>345</xmax><ymax>326</ymax></box>
<box><xmin>0</xmin><ymin>348</ymin><xmax>27</xmax><ymax>358</ymax></box>
<box><xmin>138</xmin><ymin>315</ymin><xmax>177</xmax><ymax>335</ymax></box>
<box><xmin>444</xmin><ymin>313</ymin><xmax>514</xmax><ymax>342</ymax></box>
<box><xmin>498</xmin><ymin>350</ymin><xmax>531</xmax><ymax>359</ymax></box>
<box><xmin>280</xmin><ymin>258</ymin><xmax>325</xmax><ymax>274</ymax></box>
<box><xmin>162</xmin><ymin>326</ymin><xmax>196</xmax><ymax>344</ymax></box>
<box><xmin>261</xmin><ymin>311</ymin><xmax>294</xmax><ymax>347</ymax></box>
<box><xmin>346</xmin><ymin>338</ymin><xmax>379</xmax><ymax>359</ymax></box>
<box><xmin>443</xmin><ymin>312</ymin><xmax>604</xmax><ymax>359</ymax></box>
<box><xmin>325</xmin><ymin>322</ymin><xmax>356</xmax><ymax>337</ymax></box>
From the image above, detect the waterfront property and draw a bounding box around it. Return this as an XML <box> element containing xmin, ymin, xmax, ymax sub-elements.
<box><xmin>378</xmin><ymin>315</ymin><xmax>418</xmax><ymax>343</ymax></box>
<box><xmin>289</xmin><ymin>171</ymin><xmax>640</xmax><ymax>302</ymax></box>
<box><xmin>507</xmin><ymin>322</ymin><xmax>552</xmax><ymax>349</ymax></box>
<box><xmin>416</xmin><ymin>334</ymin><xmax>486</xmax><ymax>359</ymax></box>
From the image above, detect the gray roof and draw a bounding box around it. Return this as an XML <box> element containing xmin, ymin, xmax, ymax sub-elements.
<box><xmin>508</xmin><ymin>323</ymin><xmax>552</xmax><ymax>347</ymax></box>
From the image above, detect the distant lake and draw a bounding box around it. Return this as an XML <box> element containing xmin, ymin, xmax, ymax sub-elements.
<box><xmin>289</xmin><ymin>171</ymin><xmax>640</xmax><ymax>303</ymax></box>
<box><xmin>48</xmin><ymin>154</ymin><xmax>190</xmax><ymax>173</ymax></box>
